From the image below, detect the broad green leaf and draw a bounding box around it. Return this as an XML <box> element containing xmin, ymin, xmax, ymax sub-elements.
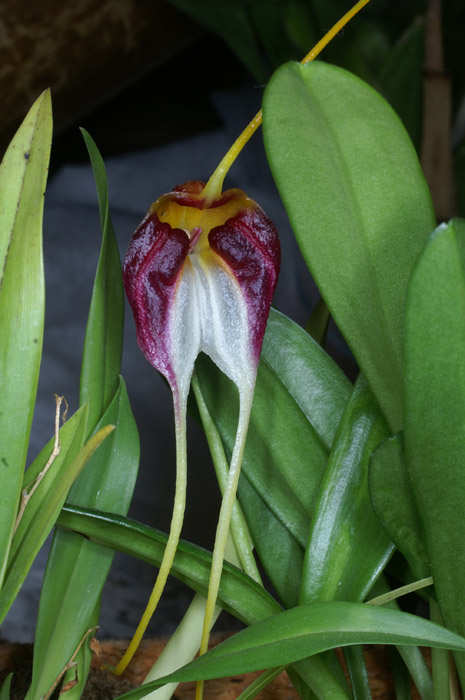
<box><xmin>262</xmin><ymin>309</ymin><xmax>352</xmax><ymax>452</ymax></box>
<box><xmin>27</xmin><ymin>379</ymin><xmax>139</xmax><ymax>700</ymax></box>
<box><xmin>263</xmin><ymin>60</ymin><xmax>436</xmax><ymax>432</ymax></box>
<box><xmin>195</xmin><ymin>353</ymin><xmax>322</xmax><ymax>546</ymax></box>
<box><xmin>196</xmin><ymin>309</ymin><xmax>352</xmax><ymax>607</ymax></box>
<box><xmin>404</xmin><ymin>218</ymin><xmax>465</xmax><ymax>683</ymax></box>
<box><xmin>117</xmin><ymin>602</ymin><xmax>465</xmax><ymax>697</ymax></box>
<box><xmin>0</xmin><ymin>404</ymin><xmax>88</xmax><ymax>624</ymax></box>
<box><xmin>238</xmin><ymin>473</ymin><xmax>304</xmax><ymax>608</ymax></box>
<box><xmin>369</xmin><ymin>434</ymin><xmax>430</xmax><ymax>580</ymax></box>
<box><xmin>300</xmin><ymin>375</ymin><xmax>393</xmax><ymax>605</ymax></box>
<box><xmin>0</xmin><ymin>90</ymin><xmax>52</xmax><ymax>587</ymax></box>
<box><xmin>79</xmin><ymin>129</ymin><xmax>124</xmax><ymax>433</ymax></box>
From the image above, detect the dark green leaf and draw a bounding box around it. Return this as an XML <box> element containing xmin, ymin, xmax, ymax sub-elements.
<box><xmin>117</xmin><ymin>602</ymin><xmax>465</xmax><ymax>696</ymax></box>
<box><xmin>57</xmin><ymin>504</ymin><xmax>281</xmax><ymax>625</ymax></box>
<box><xmin>27</xmin><ymin>380</ymin><xmax>139</xmax><ymax>700</ymax></box>
<box><xmin>195</xmin><ymin>353</ymin><xmax>322</xmax><ymax>546</ymax></box>
<box><xmin>300</xmin><ymin>375</ymin><xmax>393</xmax><ymax>605</ymax></box>
<box><xmin>263</xmin><ymin>60</ymin><xmax>436</xmax><ymax>431</ymax></box>
<box><xmin>404</xmin><ymin>218</ymin><xmax>465</xmax><ymax>683</ymax></box>
<box><xmin>262</xmin><ymin>309</ymin><xmax>351</xmax><ymax>452</ymax></box>
<box><xmin>238</xmin><ymin>473</ymin><xmax>304</xmax><ymax>608</ymax></box>
<box><xmin>369</xmin><ymin>434</ymin><xmax>430</xmax><ymax>580</ymax></box>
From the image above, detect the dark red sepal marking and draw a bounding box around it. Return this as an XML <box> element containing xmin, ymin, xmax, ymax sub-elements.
<box><xmin>123</xmin><ymin>213</ymin><xmax>189</xmax><ymax>385</ymax></box>
<box><xmin>209</xmin><ymin>203</ymin><xmax>280</xmax><ymax>361</ymax></box>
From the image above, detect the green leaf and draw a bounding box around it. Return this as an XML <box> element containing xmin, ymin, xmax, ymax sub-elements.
<box><xmin>195</xmin><ymin>309</ymin><xmax>352</xmax><ymax>608</ymax></box>
<box><xmin>263</xmin><ymin>60</ymin><xmax>436</xmax><ymax>432</ymax></box>
<box><xmin>404</xmin><ymin>218</ymin><xmax>465</xmax><ymax>682</ymax></box>
<box><xmin>262</xmin><ymin>309</ymin><xmax>352</xmax><ymax>452</ymax></box>
<box><xmin>57</xmin><ymin>504</ymin><xmax>281</xmax><ymax>626</ymax></box>
<box><xmin>27</xmin><ymin>133</ymin><xmax>137</xmax><ymax>700</ymax></box>
<box><xmin>0</xmin><ymin>403</ymin><xmax>88</xmax><ymax>625</ymax></box>
<box><xmin>0</xmin><ymin>674</ymin><xmax>12</xmax><ymax>700</ymax></box>
<box><xmin>57</xmin><ymin>509</ymin><xmax>352</xmax><ymax>699</ymax></box>
<box><xmin>238</xmin><ymin>473</ymin><xmax>304</xmax><ymax>608</ymax></box>
<box><xmin>369</xmin><ymin>434</ymin><xmax>430</xmax><ymax>580</ymax></box>
<box><xmin>300</xmin><ymin>375</ymin><xmax>393</xmax><ymax>605</ymax></box>
<box><xmin>0</xmin><ymin>90</ymin><xmax>52</xmax><ymax>588</ymax></box>
<box><xmin>117</xmin><ymin>602</ymin><xmax>465</xmax><ymax>697</ymax></box>
<box><xmin>79</xmin><ymin>128</ymin><xmax>124</xmax><ymax>434</ymax></box>
<box><xmin>27</xmin><ymin>380</ymin><xmax>139</xmax><ymax>700</ymax></box>
<box><xmin>195</xmin><ymin>353</ymin><xmax>321</xmax><ymax>547</ymax></box>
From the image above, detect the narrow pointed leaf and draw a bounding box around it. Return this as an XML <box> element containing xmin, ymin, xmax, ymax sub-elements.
<box><xmin>0</xmin><ymin>674</ymin><xmax>12</xmax><ymax>700</ymax></box>
<box><xmin>27</xmin><ymin>135</ymin><xmax>138</xmax><ymax>700</ymax></box>
<box><xmin>0</xmin><ymin>90</ymin><xmax>52</xmax><ymax>587</ymax></box>
<box><xmin>369</xmin><ymin>434</ymin><xmax>430</xmax><ymax>580</ymax></box>
<box><xmin>57</xmin><ymin>504</ymin><xmax>281</xmax><ymax>626</ymax></box>
<box><xmin>263</xmin><ymin>60</ymin><xmax>436</xmax><ymax>431</ymax></box>
<box><xmin>27</xmin><ymin>380</ymin><xmax>138</xmax><ymax>700</ymax></box>
<box><xmin>1</xmin><ymin>421</ymin><xmax>113</xmax><ymax>633</ymax></box>
<box><xmin>300</xmin><ymin>375</ymin><xmax>393</xmax><ymax>605</ymax></box>
<box><xmin>79</xmin><ymin>129</ymin><xmax>124</xmax><ymax>431</ymax></box>
<box><xmin>117</xmin><ymin>602</ymin><xmax>465</xmax><ymax>695</ymax></box>
<box><xmin>0</xmin><ymin>404</ymin><xmax>88</xmax><ymax>624</ymax></box>
<box><xmin>404</xmin><ymin>218</ymin><xmax>465</xmax><ymax>679</ymax></box>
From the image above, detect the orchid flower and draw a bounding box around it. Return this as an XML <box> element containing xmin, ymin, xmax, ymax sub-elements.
<box><xmin>115</xmin><ymin>0</ymin><xmax>371</xmax><ymax>684</ymax></box>
<box><xmin>116</xmin><ymin>178</ymin><xmax>279</xmax><ymax>676</ymax></box>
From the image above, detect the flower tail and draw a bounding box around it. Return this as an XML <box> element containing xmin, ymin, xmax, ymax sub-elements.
<box><xmin>195</xmin><ymin>386</ymin><xmax>254</xmax><ymax>700</ymax></box>
<box><xmin>114</xmin><ymin>393</ymin><xmax>188</xmax><ymax>676</ymax></box>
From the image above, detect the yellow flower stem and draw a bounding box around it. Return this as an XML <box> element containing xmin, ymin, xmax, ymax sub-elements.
<box><xmin>195</xmin><ymin>387</ymin><xmax>254</xmax><ymax>700</ymax></box>
<box><xmin>201</xmin><ymin>0</ymin><xmax>372</xmax><ymax>205</ymax></box>
<box><xmin>113</xmin><ymin>395</ymin><xmax>188</xmax><ymax>676</ymax></box>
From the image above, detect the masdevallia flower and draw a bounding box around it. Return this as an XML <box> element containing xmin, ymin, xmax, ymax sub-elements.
<box><xmin>116</xmin><ymin>179</ymin><xmax>280</xmax><ymax>675</ymax></box>
<box><xmin>123</xmin><ymin>179</ymin><xmax>280</xmax><ymax>410</ymax></box>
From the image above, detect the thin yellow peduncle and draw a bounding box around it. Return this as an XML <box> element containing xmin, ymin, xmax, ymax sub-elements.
<box><xmin>201</xmin><ymin>0</ymin><xmax>371</xmax><ymax>204</ymax></box>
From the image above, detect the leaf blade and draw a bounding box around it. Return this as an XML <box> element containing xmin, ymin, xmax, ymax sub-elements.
<box><xmin>263</xmin><ymin>60</ymin><xmax>436</xmax><ymax>431</ymax></box>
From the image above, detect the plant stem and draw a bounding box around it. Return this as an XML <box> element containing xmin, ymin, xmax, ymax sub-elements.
<box><xmin>201</xmin><ymin>0</ymin><xmax>372</xmax><ymax>204</ymax></box>
<box><xmin>195</xmin><ymin>388</ymin><xmax>254</xmax><ymax>700</ymax></box>
<box><xmin>113</xmin><ymin>394</ymin><xmax>188</xmax><ymax>676</ymax></box>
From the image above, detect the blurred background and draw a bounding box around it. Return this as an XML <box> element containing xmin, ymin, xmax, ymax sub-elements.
<box><xmin>1</xmin><ymin>0</ymin><xmax>464</xmax><ymax>643</ymax></box>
